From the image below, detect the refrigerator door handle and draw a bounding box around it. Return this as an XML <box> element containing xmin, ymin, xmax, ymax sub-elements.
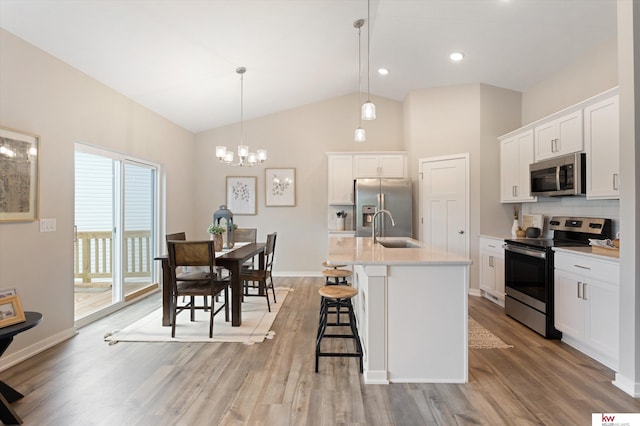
<box><xmin>380</xmin><ymin>193</ymin><xmax>385</xmax><ymax>236</ymax></box>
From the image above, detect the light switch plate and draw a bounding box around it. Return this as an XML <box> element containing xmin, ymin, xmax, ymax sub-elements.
<box><xmin>39</xmin><ymin>218</ymin><xmax>56</xmax><ymax>232</ymax></box>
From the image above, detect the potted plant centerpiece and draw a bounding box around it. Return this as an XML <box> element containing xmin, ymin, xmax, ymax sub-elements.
<box><xmin>208</xmin><ymin>224</ymin><xmax>225</xmax><ymax>251</ymax></box>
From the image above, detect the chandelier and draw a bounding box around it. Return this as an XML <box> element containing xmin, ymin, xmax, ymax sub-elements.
<box><xmin>215</xmin><ymin>67</ymin><xmax>267</xmax><ymax>166</ymax></box>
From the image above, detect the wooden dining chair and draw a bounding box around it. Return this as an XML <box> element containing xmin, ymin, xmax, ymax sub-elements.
<box><xmin>240</xmin><ymin>232</ymin><xmax>277</xmax><ymax>311</ymax></box>
<box><xmin>167</xmin><ymin>240</ymin><xmax>230</xmax><ymax>338</ymax></box>
<box><xmin>234</xmin><ymin>228</ymin><xmax>257</xmax><ymax>244</ymax></box>
<box><xmin>234</xmin><ymin>228</ymin><xmax>258</xmax><ymax>272</ymax></box>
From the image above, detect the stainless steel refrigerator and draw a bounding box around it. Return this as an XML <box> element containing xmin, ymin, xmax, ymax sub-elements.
<box><xmin>354</xmin><ymin>178</ymin><xmax>413</xmax><ymax>238</ymax></box>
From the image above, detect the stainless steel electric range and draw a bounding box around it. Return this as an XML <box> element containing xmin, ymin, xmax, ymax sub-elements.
<box><xmin>503</xmin><ymin>216</ymin><xmax>612</xmax><ymax>338</ymax></box>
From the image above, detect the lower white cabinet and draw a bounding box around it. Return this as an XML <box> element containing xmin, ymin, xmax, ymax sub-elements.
<box><xmin>478</xmin><ymin>237</ymin><xmax>505</xmax><ymax>305</ymax></box>
<box><xmin>554</xmin><ymin>250</ymin><xmax>619</xmax><ymax>369</ymax></box>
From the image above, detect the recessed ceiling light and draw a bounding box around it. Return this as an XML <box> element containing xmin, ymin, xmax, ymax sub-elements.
<box><xmin>450</xmin><ymin>52</ymin><xmax>465</xmax><ymax>62</ymax></box>
<box><xmin>378</xmin><ymin>68</ymin><xmax>389</xmax><ymax>76</ymax></box>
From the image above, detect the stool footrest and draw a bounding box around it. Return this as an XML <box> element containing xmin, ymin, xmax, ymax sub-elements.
<box><xmin>321</xmin><ymin>333</ymin><xmax>358</xmax><ymax>338</ymax></box>
<box><xmin>317</xmin><ymin>352</ymin><xmax>362</xmax><ymax>358</ymax></box>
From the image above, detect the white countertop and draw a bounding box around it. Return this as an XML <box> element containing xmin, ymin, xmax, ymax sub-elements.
<box><xmin>553</xmin><ymin>246</ymin><xmax>620</xmax><ymax>262</ymax></box>
<box><xmin>327</xmin><ymin>236</ymin><xmax>472</xmax><ymax>266</ymax></box>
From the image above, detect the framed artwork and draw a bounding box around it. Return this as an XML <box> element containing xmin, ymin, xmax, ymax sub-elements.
<box><xmin>226</xmin><ymin>176</ymin><xmax>257</xmax><ymax>215</ymax></box>
<box><xmin>265</xmin><ymin>168</ymin><xmax>296</xmax><ymax>207</ymax></box>
<box><xmin>0</xmin><ymin>126</ymin><xmax>40</xmax><ymax>222</ymax></box>
<box><xmin>0</xmin><ymin>288</ymin><xmax>17</xmax><ymax>299</ymax></box>
<box><xmin>0</xmin><ymin>294</ymin><xmax>26</xmax><ymax>328</ymax></box>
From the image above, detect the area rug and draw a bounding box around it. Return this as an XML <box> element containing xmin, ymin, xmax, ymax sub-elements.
<box><xmin>104</xmin><ymin>287</ymin><xmax>293</xmax><ymax>345</ymax></box>
<box><xmin>468</xmin><ymin>317</ymin><xmax>513</xmax><ymax>349</ymax></box>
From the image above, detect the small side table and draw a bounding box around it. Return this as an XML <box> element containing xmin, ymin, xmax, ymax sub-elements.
<box><xmin>0</xmin><ymin>311</ymin><xmax>42</xmax><ymax>425</ymax></box>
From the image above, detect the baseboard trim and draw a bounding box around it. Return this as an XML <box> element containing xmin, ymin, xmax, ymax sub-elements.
<box><xmin>613</xmin><ymin>373</ymin><xmax>640</xmax><ymax>398</ymax></box>
<box><xmin>364</xmin><ymin>370</ymin><xmax>389</xmax><ymax>384</ymax></box>
<box><xmin>468</xmin><ymin>288</ymin><xmax>482</xmax><ymax>297</ymax></box>
<box><xmin>0</xmin><ymin>327</ymin><xmax>77</xmax><ymax>372</ymax></box>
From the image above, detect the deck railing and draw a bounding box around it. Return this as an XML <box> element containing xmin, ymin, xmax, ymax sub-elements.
<box><xmin>74</xmin><ymin>230</ymin><xmax>152</xmax><ymax>283</ymax></box>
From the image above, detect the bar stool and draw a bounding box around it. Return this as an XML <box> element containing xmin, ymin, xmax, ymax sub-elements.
<box><xmin>321</xmin><ymin>262</ymin><xmax>352</xmax><ymax>285</ymax></box>
<box><xmin>315</xmin><ymin>285</ymin><xmax>363</xmax><ymax>373</ymax></box>
<box><xmin>321</xmin><ymin>268</ymin><xmax>352</xmax><ymax>285</ymax></box>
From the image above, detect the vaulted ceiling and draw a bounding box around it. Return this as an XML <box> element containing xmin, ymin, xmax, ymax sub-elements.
<box><xmin>0</xmin><ymin>0</ymin><xmax>617</xmax><ymax>133</ymax></box>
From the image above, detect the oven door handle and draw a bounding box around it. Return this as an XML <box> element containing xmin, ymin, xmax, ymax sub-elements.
<box><xmin>504</xmin><ymin>244</ymin><xmax>546</xmax><ymax>259</ymax></box>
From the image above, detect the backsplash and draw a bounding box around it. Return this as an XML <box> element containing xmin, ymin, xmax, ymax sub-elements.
<box><xmin>521</xmin><ymin>197</ymin><xmax>620</xmax><ymax>238</ymax></box>
<box><xmin>327</xmin><ymin>206</ymin><xmax>354</xmax><ymax>231</ymax></box>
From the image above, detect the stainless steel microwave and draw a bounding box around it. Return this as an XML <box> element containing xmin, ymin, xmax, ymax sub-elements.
<box><xmin>529</xmin><ymin>153</ymin><xmax>586</xmax><ymax>197</ymax></box>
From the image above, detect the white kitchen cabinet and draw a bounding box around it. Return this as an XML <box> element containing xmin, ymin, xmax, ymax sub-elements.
<box><xmin>554</xmin><ymin>250</ymin><xmax>619</xmax><ymax>369</ymax></box>
<box><xmin>585</xmin><ymin>94</ymin><xmax>620</xmax><ymax>200</ymax></box>
<box><xmin>479</xmin><ymin>236</ymin><xmax>505</xmax><ymax>305</ymax></box>
<box><xmin>327</xmin><ymin>154</ymin><xmax>354</xmax><ymax>205</ymax></box>
<box><xmin>353</xmin><ymin>154</ymin><xmax>407</xmax><ymax>178</ymax></box>
<box><xmin>500</xmin><ymin>130</ymin><xmax>536</xmax><ymax>203</ymax></box>
<box><xmin>534</xmin><ymin>110</ymin><xmax>583</xmax><ymax>162</ymax></box>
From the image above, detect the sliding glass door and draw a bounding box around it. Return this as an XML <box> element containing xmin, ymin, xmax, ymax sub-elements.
<box><xmin>74</xmin><ymin>145</ymin><xmax>159</xmax><ymax>324</ymax></box>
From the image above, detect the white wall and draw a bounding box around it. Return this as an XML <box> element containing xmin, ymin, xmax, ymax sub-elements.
<box><xmin>522</xmin><ymin>37</ymin><xmax>618</xmax><ymax>124</ymax></box>
<box><xmin>193</xmin><ymin>94</ymin><xmax>405</xmax><ymax>274</ymax></box>
<box><xmin>519</xmin><ymin>34</ymin><xmax>621</xmax><ymax>234</ymax></box>
<box><xmin>0</xmin><ymin>29</ymin><xmax>195</xmax><ymax>361</ymax></box>
<box><xmin>403</xmin><ymin>83</ymin><xmax>522</xmax><ymax>291</ymax></box>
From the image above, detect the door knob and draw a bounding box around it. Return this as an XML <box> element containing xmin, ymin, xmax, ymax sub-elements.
<box><xmin>458</xmin><ymin>230</ymin><xmax>464</xmax><ymax>234</ymax></box>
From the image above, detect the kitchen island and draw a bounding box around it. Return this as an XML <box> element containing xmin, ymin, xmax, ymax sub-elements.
<box><xmin>326</xmin><ymin>236</ymin><xmax>472</xmax><ymax>384</ymax></box>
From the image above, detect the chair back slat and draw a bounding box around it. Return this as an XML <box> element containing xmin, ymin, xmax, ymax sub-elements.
<box><xmin>168</xmin><ymin>240</ymin><xmax>215</xmax><ymax>269</ymax></box>
<box><xmin>265</xmin><ymin>232</ymin><xmax>277</xmax><ymax>269</ymax></box>
<box><xmin>234</xmin><ymin>228</ymin><xmax>257</xmax><ymax>243</ymax></box>
<box><xmin>166</xmin><ymin>232</ymin><xmax>186</xmax><ymax>242</ymax></box>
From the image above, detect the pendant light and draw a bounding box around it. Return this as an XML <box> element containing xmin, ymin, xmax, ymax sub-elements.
<box><xmin>361</xmin><ymin>0</ymin><xmax>376</xmax><ymax>121</ymax></box>
<box><xmin>215</xmin><ymin>67</ymin><xmax>267</xmax><ymax>167</ymax></box>
<box><xmin>354</xmin><ymin>19</ymin><xmax>366</xmax><ymax>142</ymax></box>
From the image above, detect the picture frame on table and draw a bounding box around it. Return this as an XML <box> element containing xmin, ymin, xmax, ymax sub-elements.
<box><xmin>265</xmin><ymin>168</ymin><xmax>296</xmax><ymax>207</ymax></box>
<box><xmin>0</xmin><ymin>126</ymin><xmax>40</xmax><ymax>222</ymax></box>
<box><xmin>0</xmin><ymin>294</ymin><xmax>26</xmax><ymax>328</ymax></box>
<box><xmin>226</xmin><ymin>176</ymin><xmax>257</xmax><ymax>215</ymax></box>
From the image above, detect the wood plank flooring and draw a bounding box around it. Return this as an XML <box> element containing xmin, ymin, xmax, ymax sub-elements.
<box><xmin>3</xmin><ymin>277</ymin><xmax>639</xmax><ymax>425</ymax></box>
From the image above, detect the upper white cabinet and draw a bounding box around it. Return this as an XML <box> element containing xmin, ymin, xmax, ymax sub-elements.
<box><xmin>585</xmin><ymin>94</ymin><xmax>620</xmax><ymax>200</ymax></box>
<box><xmin>554</xmin><ymin>250</ymin><xmax>619</xmax><ymax>370</ymax></box>
<box><xmin>327</xmin><ymin>152</ymin><xmax>408</xmax><ymax>205</ymax></box>
<box><xmin>327</xmin><ymin>154</ymin><xmax>355</xmax><ymax>205</ymax></box>
<box><xmin>353</xmin><ymin>154</ymin><xmax>407</xmax><ymax>178</ymax></box>
<box><xmin>500</xmin><ymin>130</ymin><xmax>536</xmax><ymax>203</ymax></box>
<box><xmin>534</xmin><ymin>110</ymin><xmax>583</xmax><ymax>162</ymax></box>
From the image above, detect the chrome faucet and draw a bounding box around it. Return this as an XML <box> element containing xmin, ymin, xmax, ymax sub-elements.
<box><xmin>372</xmin><ymin>209</ymin><xmax>396</xmax><ymax>244</ymax></box>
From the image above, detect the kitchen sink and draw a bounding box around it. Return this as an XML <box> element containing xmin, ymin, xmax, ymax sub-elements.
<box><xmin>376</xmin><ymin>239</ymin><xmax>422</xmax><ymax>249</ymax></box>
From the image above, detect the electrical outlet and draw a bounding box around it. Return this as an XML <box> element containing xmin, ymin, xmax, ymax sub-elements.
<box><xmin>39</xmin><ymin>218</ymin><xmax>56</xmax><ymax>232</ymax></box>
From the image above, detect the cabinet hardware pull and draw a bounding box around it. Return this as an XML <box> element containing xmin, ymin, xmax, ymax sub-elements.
<box><xmin>613</xmin><ymin>173</ymin><xmax>619</xmax><ymax>191</ymax></box>
<box><xmin>574</xmin><ymin>264</ymin><xmax>591</xmax><ymax>270</ymax></box>
<box><xmin>489</xmin><ymin>256</ymin><xmax>494</xmax><ymax>267</ymax></box>
<box><xmin>577</xmin><ymin>281</ymin><xmax>582</xmax><ymax>299</ymax></box>
<box><xmin>488</xmin><ymin>244</ymin><xmax>496</xmax><ymax>248</ymax></box>
<box><xmin>582</xmin><ymin>282</ymin><xmax>588</xmax><ymax>300</ymax></box>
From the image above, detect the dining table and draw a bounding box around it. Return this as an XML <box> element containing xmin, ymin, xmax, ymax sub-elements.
<box><xmin>155</xmin><ymin>241</ymin><xmax>266</xmax><ymax>327</ymax></box>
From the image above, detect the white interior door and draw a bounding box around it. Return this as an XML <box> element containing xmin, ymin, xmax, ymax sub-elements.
<box><xmin>419</xmin><ymin>155</ymin><xmax>469</xmax><ymax>258</ymax></box>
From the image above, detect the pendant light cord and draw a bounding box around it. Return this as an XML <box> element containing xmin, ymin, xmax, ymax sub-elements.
<box><xmin>367</xmin><ymin>0</ymin><xmax>371</xmax><ymax>102</ymax></box>
<box><xmin>240</xmin><ymin>71</ymin><xmax>244</xmax><ymax>145</ymax></box>
<box><xmin>358</xmin><ymin>24</ymin><xmax>363</xmax><ymax>127</ymax></box>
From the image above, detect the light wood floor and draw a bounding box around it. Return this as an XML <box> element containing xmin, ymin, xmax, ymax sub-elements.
<box><xmin>4</xmin><ymin>277</ymin><xmax>639</xmax><ymax>425</ymax></box>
